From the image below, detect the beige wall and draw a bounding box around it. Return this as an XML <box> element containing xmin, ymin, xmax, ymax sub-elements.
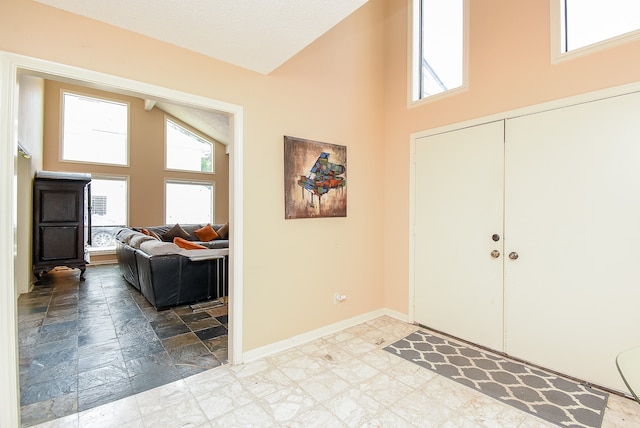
<box><xmin>382</xmin><ymin>0</ymin><xmax>640</xmax><ymax>314</ymax></box>
<box><xmin>4</xmin><ymin>0</ymin><xmax>640</xmax><ymax>353</ymax></box>
<box><xmin>1</xmin><ymin>0</ymin><xmax>386</xmax><ymax>352</ymax></box>
<box><xmin>42</xmin><ymin>80</ymin><xmax>230</xmax><ymax>229</ymax></box>
<box><xmin>16</xmin><ymin>75</ymin><xmax>45</xmax><ymax>294</ymax></box>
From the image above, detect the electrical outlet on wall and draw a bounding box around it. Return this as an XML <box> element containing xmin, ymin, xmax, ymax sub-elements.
<box><xmin>334</xmin><ymin>292</ymin><xmax>346</xmax><ymax>304</ymax></box>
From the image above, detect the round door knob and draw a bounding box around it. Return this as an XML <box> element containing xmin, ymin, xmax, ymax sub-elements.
<box><xmin>490</xmin><ymin>250</ymin><xmax>500</xmax><ymax>258</ymax></box>
<box><xmin>509</xmin><ymin>252</ymin><xmax>519</xmax><ymax>260</ymax></box>
<box><xmin>492</xmin><ymin>234</ymin><xmax>500</xmax><ymax>242</ymax></box>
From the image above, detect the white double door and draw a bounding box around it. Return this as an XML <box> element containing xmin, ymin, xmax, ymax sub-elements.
<box><xmin>414</xmin><ymin>91</ymin><xmax>640</xmax><ymax>392</ymax></box>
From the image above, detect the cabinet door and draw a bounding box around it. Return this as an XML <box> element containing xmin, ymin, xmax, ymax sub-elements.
<box><xmin>414</xmin><ymin>121</ymin><xmax>505</xmax><ymax>351</ymax></box>
<box><xmin>40</xmin><ymin>226</ymin><xmax>80</xmax><ymax>260</ymax></box>
<box><xmin>40</xmin><ymin>190</ymin><xmax>81</xmax><ymax>222</ymax></box>
<box><xmin>505</xmin><ymin>92</ymin><xmax>640</xmax><ymax>392</ymax></box>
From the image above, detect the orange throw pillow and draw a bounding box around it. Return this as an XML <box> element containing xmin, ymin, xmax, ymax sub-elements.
<box><xmin>173</xmin><ymin>237</ymin><xmax>207</xmax><ymax>250</ymax></box>
<box><xmin>194</xmin><ymin>223</ymin><xmax>219</xmax><ymax>242</ymax></box>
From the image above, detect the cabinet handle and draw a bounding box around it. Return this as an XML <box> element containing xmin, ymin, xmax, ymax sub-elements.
<box><xmin>509</xmin><ymin>252</ymin><xmax>519</xmax><ymax>260</ymax></box>
<box><xmin>492</xmin><ymin>234</ymin><xmax>500</xmax><ymax>242</ymax></box>
<box><xmin>491</xmin><ymin>250</ymin><xmax>501</xmax><ymax>258</ymax></box>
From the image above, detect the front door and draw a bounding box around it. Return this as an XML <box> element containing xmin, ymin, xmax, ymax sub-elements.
<box><xmin>414</xmin><ymin>121</ymin><xmax>505</xmax><ymax>351</ymax></box>
<box><xmin>504</xmin><ymin>92</ymin><xmax>640</xmax><ymax>391</ymax></box>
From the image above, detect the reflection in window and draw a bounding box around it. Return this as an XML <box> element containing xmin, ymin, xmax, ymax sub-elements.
<box><xmin>89</xmin><ymin>176</ymin><xmax>128</xmax><ymax>250</ymax></box>
<box><xmin>416</xmin><ymin>0</ymin><xmax>464</xmax><ymax>100</ymax></box>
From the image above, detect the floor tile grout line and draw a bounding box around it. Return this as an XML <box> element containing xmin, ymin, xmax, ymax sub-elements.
<box><xmin>22</xmin><ymin>310</ymin><xmax>640</xmax><ymax>426</ymax></box>
<box><xmin>18</xmin><ymin>265</ymin><xmax>229</xmax><ymax>426</ymax></box>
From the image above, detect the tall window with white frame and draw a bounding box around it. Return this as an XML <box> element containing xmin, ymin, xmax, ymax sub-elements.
<box><xmin>165</xmin><ymin>180</ymin><xmax>214</xmax><ymax>225</ymax></box>
<box><xmin>560</xmin><ymin>0</ymin><xmax>640</xmax><ymax>53</ymax></box>
<box><xmin>164</xmin><ymin>117</ymin><xmax>216</xmax><ymax>225</ymax></box>
<box><xmin>88</xmin><ymin>176</ymin><xmax>128</xmax><ymax>251</ymax></box>
<box><xmin>61</xmin><ymin>92</ymin><xmax>128</xmax><ymax>165</ymax></box>
<box><xmin>413</xmin><ymin>0</ymin><xmax>465</xmax><ymax>101</ymax></box>
<box><xmin>165</xmin><ymin>118</ymin><xmax>214</xmax><ymax>173</ymax></box>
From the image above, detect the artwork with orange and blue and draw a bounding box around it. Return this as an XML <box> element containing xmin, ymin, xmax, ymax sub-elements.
<box><xmin>284</xmin><ymin>136</ymin><xmax>347</xmax><ymax>219</ymax></box>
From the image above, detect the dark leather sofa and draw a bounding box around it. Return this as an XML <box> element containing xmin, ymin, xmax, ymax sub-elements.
<box><xmin>115</xmin><ymin>224</ymin><xmax>229</xmax><ymax>310</ymax></box>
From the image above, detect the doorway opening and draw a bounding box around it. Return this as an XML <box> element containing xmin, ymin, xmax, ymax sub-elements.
<box><xmin>0</xmin><ymin>52</ymin><xmax>244</xmax><ymax>425</ymax></box>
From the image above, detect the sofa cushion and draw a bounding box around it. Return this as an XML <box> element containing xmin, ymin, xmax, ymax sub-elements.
<box><xmin>139</xmin><ymin>240</ymin><xmax>181</xmax><ymax>255</ymax></box>
<box><xmin>194</xmin><ymin>223</ymin><xmax>219</xmax><ymax>242</ymax></box>
<box><xmin>173</xmin><ymin>237</ymin><xmax>207</xmax><ymax>250</ymax></box>
<box><xmin>129</xmin><ymin>234</ymin><xmax>158</xmax><ymax>249</ymax></box>
<box><xmin>161</xmin><ymin>223</ymin><xmax>191</xmax><ymax>242</ymax></box>
<box><xmin>201</xmin><ymin>240</ymin><xmax>229</xmax><ymax>249</ymax></box>
<box><xmin>116</xmin><ymin>228</ymin><xmax>137</xmax><ymax>241</ymax></box>
<box><xmin>216</xmin><ymin>222</ymin><xmax>229</xmax><ymax>239</ymax></box>
<box><xmin>121</xmin><ymin>230</ymin><xmax>145</xmax><ymax>245</ymax></box>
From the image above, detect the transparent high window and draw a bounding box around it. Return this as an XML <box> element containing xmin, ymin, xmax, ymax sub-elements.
<box><xmin>165</xmin><ymin>119</ymin><xmax>214</xmax><ymax>173</ymax></box>
<box><xmin>165</xmin><ymin>181</ymin><xmax>214</xmax><ymax>224</ymax></box>
<box><xmin>62</xmin><ymin>92</ymin><xmax>128</xmax><ymax>165</ymax></box>
<box><xmin>561</xmin><ymin>0</ymin><xmax>640</xmax><ymax>52</ymax></box>
<box><xmin>415</xmin><ymin>0</ymin><xmax>464</xmax><ymax>101</ymax></box>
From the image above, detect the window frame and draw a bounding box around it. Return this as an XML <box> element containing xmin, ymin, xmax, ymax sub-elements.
<box><xmin>409</xmin><ymin>0</ymin><xmax>470</xmax><ymax>106</ymax></box>
<box><xmin>87</xmin><ymin>174</ymin><xmax>129</xmax><ymax>254</ymax></box>
<box><xmin>60</xmin><ymin>90</ymin><xmax>130</xmax><ymax>167</ymax></box>
<box><xmin>164</xmin><ymin>178</ymin><xmax>215</xmax><ymax>225</ymax></box>
<box><xmin>164</xmin><ymin>116</ymin><xmax>216</xmax><ymax>175</ymax></box>
<box><xmin>551</xmin><ymin>0</ymin><xmax>640</xmax><ymax>63</ymax></box>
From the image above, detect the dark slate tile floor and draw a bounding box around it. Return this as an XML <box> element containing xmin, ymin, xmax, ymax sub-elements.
<box><xmin>17</xmin><ymin>264</ymin><xmax>228</xmax><ymax>427</ymax></box>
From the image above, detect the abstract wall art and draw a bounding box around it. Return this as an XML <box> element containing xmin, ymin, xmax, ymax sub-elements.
<box><xmin>284</xmin><ymin>136</ymin><xmax>347</xmax><ymax>219</ymax></box>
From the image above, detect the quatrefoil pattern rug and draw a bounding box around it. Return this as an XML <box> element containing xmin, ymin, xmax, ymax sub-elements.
<box><xmin>384</xmin><ymin>330</ymin><xmax>608</xmax><ymax>428</ymax></box>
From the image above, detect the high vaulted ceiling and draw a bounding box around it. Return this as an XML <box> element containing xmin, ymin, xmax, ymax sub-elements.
<box><xmin>34</xmin><ymin>0</ymin><xmax>369</xmax><ymax>75</ymax></box>
<box><xmin>33</xmin><ymin>0</ymin><xmax>369</xmax><ymax>145</ymax></box>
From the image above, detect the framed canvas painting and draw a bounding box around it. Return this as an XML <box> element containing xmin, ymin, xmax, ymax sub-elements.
<box><xmin>284</xmin><ymin>136</ymin><xmax>347</xmax><ymax>219</ymax></box>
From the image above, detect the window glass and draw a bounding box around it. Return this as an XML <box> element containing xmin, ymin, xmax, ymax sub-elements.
<box><xmin>417</xmin><ymin>0</ymin><xmax>464</xmax><ymax>100</ymax></box>
<box><xmin>89</xmin><ymin>177</ymin><xmax>128</xmax><ymax>250</ymax></box>
<box><xmin>165</xmin><ymin>181</ymin><xmax>213</xmax><ymax>224</ymax></box>
<box><xmin>562</xmin><ymin>0</ymin><xmax>640</xmax><ymax>52</ymax></box>
<box><xmin>62</xmin><ymin>92</ymin><xmax>128</xmax><ymax>165</ymax></box>
<box><xmin>166</xmin><ymin>119</ymin><xmax>214</xmax><ymax>173</ymax></box>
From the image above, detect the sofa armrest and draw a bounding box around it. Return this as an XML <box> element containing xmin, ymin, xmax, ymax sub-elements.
<box><xmin>135</xmin><ymin>250</ymin><xmax>225</xmax><ymax>310</ymax></box>
<box><xmin>115</xmin><ymin>240</ymin><xmax>140</xmax><ymax>290</ymax></box>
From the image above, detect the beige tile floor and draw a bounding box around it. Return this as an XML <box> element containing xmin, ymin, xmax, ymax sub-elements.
<box><xmin>29</xmin><ymin>316</ymin><xmax>640</xmax><ymax>427</ymax></box>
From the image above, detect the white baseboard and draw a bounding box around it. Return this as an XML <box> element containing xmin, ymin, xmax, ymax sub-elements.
<box><xmin>383</xmin><ymin>307</ymin><xmax>411</xmax><ymax>323</ymax></box>
<box><xmin>87</xmin><ymin>260</ymin><xmax>118</xmax><ymax>266</ymax></box>
<box><xmin>241</xmin><ymin>308</ymin><xmax>410</xmax><ymax>364</ymax></box>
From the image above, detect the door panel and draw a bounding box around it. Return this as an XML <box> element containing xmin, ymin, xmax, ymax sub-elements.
<box><xmin>414</xmin><ymin>121</ymin><xmax>505</xmax><ymax>351</ymax></box>
<box><xmin>505</xmin><ymin>92</ymin><xmax>640</xmax><ymax>391</ymax></box>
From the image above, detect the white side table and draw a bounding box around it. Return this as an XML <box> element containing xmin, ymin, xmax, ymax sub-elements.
<box><xmin>182</xmin><ymin>248</ymin><xmax>229</xmax><ymax>301</ymax></box>
<box><xmin>616</xmin><ymin>345</ymin><xmax>640</xmax><ymax>404</ymax></box>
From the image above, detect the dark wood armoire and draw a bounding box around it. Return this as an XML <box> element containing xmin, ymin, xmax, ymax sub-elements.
<box><xmin>32</xmin><ymin>171</ymin><xmax>91</xmax><ymax>280</ymax></box>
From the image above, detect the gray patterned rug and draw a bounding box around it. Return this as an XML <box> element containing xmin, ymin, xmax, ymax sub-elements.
<box><xmin>384</xmin><ymin>330</ymin><xmax>608</xmax><ymax>428</ymax></box>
